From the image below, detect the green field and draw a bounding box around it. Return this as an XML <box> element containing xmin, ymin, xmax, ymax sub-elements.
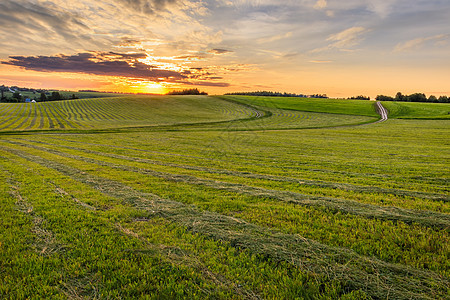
<box><xmin>0</xmin><ymin>96</ymin><xmax>448</xmax><ymax>299</ymax></box>
<box><xmin>382</xmin><ymin>101</ymin><xmax>450</xmax><ymax>119</ymax></box>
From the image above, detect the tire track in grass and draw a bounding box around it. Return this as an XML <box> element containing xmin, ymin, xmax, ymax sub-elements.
<box><xmin>24</xmin><ymin>138</ymin><xmax>449</xmax><ymax>203</ymax></box>
<box><xmin>1</xmin><ymin>145</ymin><xmax>447</xmax><ymax>300</ymax></box>
<box><xmin>6</xmin><ymin>139</ymin><xmax>450</xmax><ymax>231</ymax></box>
<box><xmin>375</xmin><ymin>101</ymin><xmax>388</xmax><ymax>122</ymax></box>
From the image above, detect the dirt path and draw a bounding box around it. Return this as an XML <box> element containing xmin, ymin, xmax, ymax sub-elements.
<box><xmin>375</xmin><ymin>101</ymin><xmax>388</xmax><ymax>122</ymax></box>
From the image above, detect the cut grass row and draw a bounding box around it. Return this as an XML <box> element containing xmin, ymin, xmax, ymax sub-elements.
<box><xmin>219</xmin><ymin>96</ymin><xmax>380</xmax><ymax>117</ymax></box>
<box><xmin>19</xmin><ymin>137</ymin><xmax>448</xmax><ymax>209</ymax></box>
<box><xmin>0</xmin><ymin>145</ymin><xmax>371</xmax><ymax>300</ymax></box>
<box><xmin>0</xmin><ymin>96</ymin><xmax>259</xmax><ymax>132</ymax></box>
<box><xmin>0</xmin><ymin>139</ymin><xmax>448</xmax><ymax>277</ymax></box>
<box><xmin>1</xmin><ymin>96</ymin><xmax>448</xmax><ymax>299</ymax></box>
<box><xmin>4</xmin><ymin>139</ymin><xmax>449</xmax><ymax>228</ymax></box>
<box><xmin>39</xmin><ymin>119</ymin><xmax>447</xmax><ymax>195</ymax></box>
<box><xmin>0</xmin><ymin>95</ymin><xmax>381</xmax><ymax>133</ymax></box>
<box><xmin>0</xmin><ymin>144</ymin><xmax>447</xmax><ymax>299</ymax></box>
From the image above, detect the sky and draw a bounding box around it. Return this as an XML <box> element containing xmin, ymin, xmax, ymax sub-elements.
<box><xmin>0</xmin><ymin>0</ymin><xmax>449</xmax><ymax>97</ymax></box>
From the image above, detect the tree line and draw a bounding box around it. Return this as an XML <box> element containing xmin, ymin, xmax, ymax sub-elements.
<box><xmin>376</xmin><ymin>92</ymin><xmax>449</xmax><ymax>103</ymax></box>
<box><xmin>225</xmin><ymin>91</ymin><xmax>328</xmax><ymax>98</ymax></box>
<box><xmin>0</xmin><ymin>90</ymin><xmax>78</xmax><ymax>103</ymax></box>
<box><xmin>166</xmin><ymin>88</ymin><xmax>208</xmax><ymax>95</ymax></box>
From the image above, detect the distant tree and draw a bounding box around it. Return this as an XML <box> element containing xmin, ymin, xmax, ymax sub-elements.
<box><xmin>50</xmin><ymin>91</ymin><xmax>63</xmax><ymax>100</ymax></box>
<box><xmin>40</xmin><ymin>92</ymin><xmax>47</xmax><ymax>101</ymax></box>
<box><xmin>428</xmin><ymin>95</ymin><xmax>438</xmax><ymax>103</ymax></box>
<box><xmin>395</xmin><ymin>92</ymin><xmax>405</xmax><ymax>101</ymax></box>
<box><xmin>224</xmin><ymin>91</ymin><xmax>311</xmax><ymax>98</ymax></box>
<box><xmin>376</xmin><ymin>95</ymin><xmax>394</xmax><ymax>101</ymax></box>
<box><xmin>12</xmin><ymin>91</ymin><xmax>22</xmax><ymax>102</ymax></box>
<box><xmin>438</xmin><ymin>95</ymin><xmax>449</xmax><ymax>103</ymax></box>
<box><xmin>348</xmin><ymin>95</ymin><xmax>370</xmax><ymax>100</ymax></box>
<box><xmin>408</xmin><ymin>93</ymin><xmax>427</xmax><ymax>102</ymax></box>
<box><xmin>71</xmin><ymin>94</ymin><xmax>78</xmax><ymax>99</ymax></box>
<box><xmin>167</xmin><ymin>88</ymin><xmax>208</xmax><ymax>95</ymax></box>
<box><xmin>0</xmin><ymin>86</ymin><xmax>6</xmax><ymax>101</ymax></box>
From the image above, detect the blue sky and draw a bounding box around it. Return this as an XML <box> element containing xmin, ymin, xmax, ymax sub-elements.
<box><xmin>0</xmin><ymin>0</ymin><xmax>449</xmax><ymax>97</ymax></box>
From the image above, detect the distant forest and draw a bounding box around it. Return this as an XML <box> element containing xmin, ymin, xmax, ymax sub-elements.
<box><xmin>376</xmin><ymin>92</ymin><xmax>449</xmax><ymax>103</ymax></box>
<box><xmin>167</xmin><ymin>88</ymin><xmax>208</xmax><ymax>95</ymax></box>
<box><xmin>225</xmin><ymin>91</ymin><xmax>328</xmax><ymax>98</ymax></box>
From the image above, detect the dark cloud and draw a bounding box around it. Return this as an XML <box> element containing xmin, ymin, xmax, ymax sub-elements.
<box><xmin>209</xmin><ymin>49</ymin><xmax>233</xmax><ymax>55</ymax></box>
<box><xmin>0</xmin><ymin>0</ymin><xmax>95</xmax><ymax>46</ymax></box>
<box><xmin>184</xmin><ymin>81</ymin><xmax>230</xmax><ymax>87</ymax></box>
<box><xmin>2</xmin><ymin>52</ymin><xmax>185</xmax><ymax>81</ymax></box>
<box><xmin>115</xmin><ymin>0</ymin><xmax>178</xmax><ymax>14</ymax></box>
<box><xmin>107</xmin><ymin>52</ymin><xmax>148</xmax><ymax>59</ymax></box>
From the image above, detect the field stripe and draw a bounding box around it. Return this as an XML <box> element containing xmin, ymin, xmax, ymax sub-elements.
<box><xmin>68</xmin><ymin>100</ymin><xmax>87</xmax><ymax>121</ymax></box>
<box><xmin>43</xmin><ymin>136</ymin><xmax>449</xmax><ymax>192</ymax></box>
<box><xmin>76</xmin><ymin>100</ymin><xmax>98</xmax><ymax>121</ymax></box>
<box><xmin>0</xmin><ymin>104</ymin><xmax>22</xmax><ymax>129</ymax></box>
<box><xmin>25</xmin><ymin>138</ymin><xmax>449</xmax><ymax>203</ymax></box>
<box><xmin>0</xmin><ymin>104</ymin><xmax>27</xmax><ymax>130</ymax></box>
<box><xmin>37</xmin><ymin>104</ymin><xmax>45</xmax><ymax>129</ymax></box>
<box><xmin>0</xmin><ymin>104</ymin><xmax>18</xmax><ymax>122</ymax></box>
<box><xmin>12</xmin><ymin>104</ymin><xmax>33</xmax><ymax>130</ymax></box>
<box><xmin>59</xmin><ymin>101</ymin><xmax>85</xmax><ymax>128</ymax></box>
<box><xmin>6</xmin><ymin>139</ymin><xmax>450</xmax><ymax>231</ymax></box>
<box><xmin>41</xmin><ymin>104</ymin><xmax>55</xmax><ymax>128</ymax></box>
<box><xmin>25</xmin><ymin>104</ymin><xmax>38</xmax><ymax>130</ymax></box>
<box><xmin>88</xmin><ymin>99</ymin><xmax>120</xmax><ymax>120</ymax></box>
<box><xmin>46</xmin><ymin>103</ymin><xmax>65</xmax><ymax>129</ymax></box>
<box><xmin>51</xmin><ymin>103</ymin><xmax>76</xmax><ymax>129</ymax></box>
<box><xmin>0</xmin><ymin>144</ymin><xmax>447</xmax><ymax>300</ymax></box>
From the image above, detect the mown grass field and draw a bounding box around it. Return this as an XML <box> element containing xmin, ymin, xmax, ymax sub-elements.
<box><xmin>0</xmin><ymin>95</ymin><xmax>448</xmax><ymax>299</ymax></box>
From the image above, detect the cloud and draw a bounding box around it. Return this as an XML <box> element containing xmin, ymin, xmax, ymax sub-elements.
<box><xmin>0</xmin><ymin>1</ymin><xmax>86</xmax><ymax>35</ymax></box>
<box><xmin>327</xmin><ymin>27</ymin><xmax>368</xmax><ymax>48</ymax></box>
<box><xmin>394</xmin><ymin>34</ymin><xmax>449</xmax><ymax>52</ymax></box>
<box><xmin>257</xmin><ymin>32</ymin><xmax>293</xmax><ymax>44</ymax></box>
<box><xmin>114</xmin><ymin>0</ymin><xmax>179</xmax><ymax>14</ymax></box>
<box><xmin>309</xmin><ymin>60</ymin><xmax>332</xmax><ymax>63</ymax></box>
<box><xmin>183</xmin><ymin>81</ymin><xmax>230</xmax><ymax>87</ymax></box>
<box><xmin>314</xmin><ymin>0</ymin><xmax>327</xmax><ymax>10</ymax></box>
<box><xmin>2</xmin><ymin>52</ymin><xmax>185</xmax><ymax>81</ymax></box>
<box><xmin>209</xmin><ymin>49</ymin><xmax>233</xmax><ymax>55</ymax></box>
<box><xmin>312</xmin><ymin>26</ymin><xmax>369</xmax><ymax>53</ymax></box>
